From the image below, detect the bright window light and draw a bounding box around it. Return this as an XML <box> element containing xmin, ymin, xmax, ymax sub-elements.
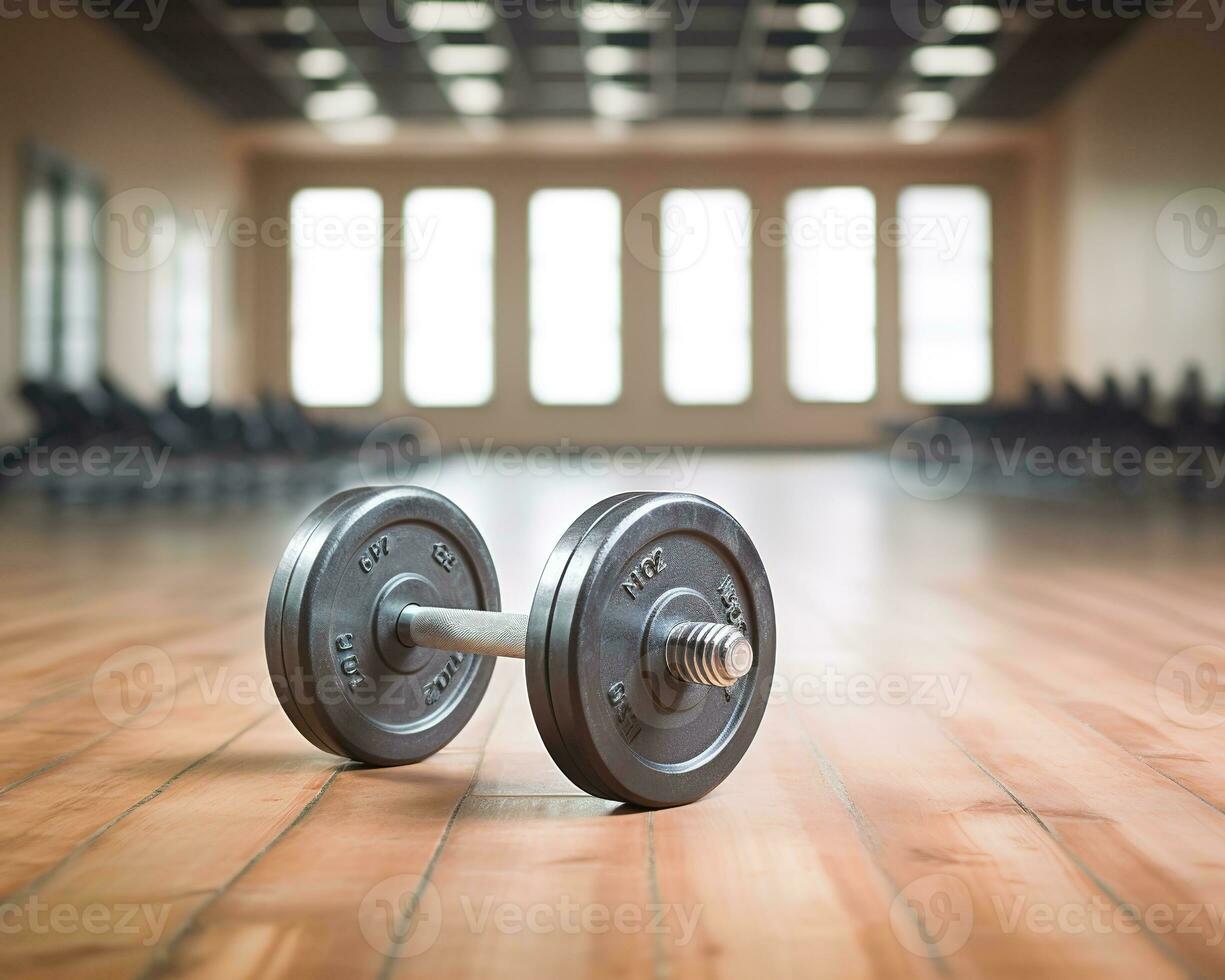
<box><xmin>409</xmin><ymin>1</ymin><xmax>495</xmax><ymax>32</ymax></box>
<box><xmin>899</xmin><ymin>185</ymin><xmax>992</xmax><ymax>404</ymax></box>
<box><xmin>290</xmin><ymin>188</ymin><xmax>383</xmax><ymax>406</ymax></box>
<box><xmin>447</xmin><ymin>77</ymin><xmax>503</xmax><ymax>115</ymax></box>
<box><xmin>661</xmin><ymin>189</ymin><xmax>752</xmax><ymax>405</ymax></box>
<box><xmin>786</xmin><ymin>188</ymin><xmax>876</xmax><ymax>403</ymax></box>
<box><xmin>152</xmin><ymin>231</ymin><xmax>212</xmax><ymax>406</ymax></box>
<box><xmin>591</xmin><ymin>81</ymin><xmax>658</xmax><ymax>120</ymax></box>
<box><xmin>912</xmin><ymin>45</ymin><xmax>996</xmax><ymax>77</ymax></box>
<box><xmin>795</xmin><ymin>3</ymin><xmax>845</xmax><ymax>32</ymax></box>
<box><xmin>787</xmin><ymin>44</ymin><xmax>830</xmax><ymax>75</ymax></box>
<box><xmin>529</xmin><ymin>189</ymin><xmax>621</xmax><ymax>405</ymax></box>
<box><xmin>305</xmin><ymin>85</ymin><xmax>377</xmax><ymax>122</ymax></box>
<box><xmin>404</xmin><ymin>189</ymin><xmax>494</xmax><ymax>406</ymax></box>
<box><xmin>899</xmin><ymin>90</ymin><xmax>956</xmax><ymax>121</ymax></box>
<box><xmin>428</xmin><ymin>44</ymin><xmax>510</xmax><ymax>75</ymax></box>
<box><xmin>297</xmin><ymin>48</ymin><xmax>348</xmax><ymax>80</ymax></box>
<box><xmin>21</xmin><ymin>182</ymin><xmax>54</xmax><ymax>379</ymax></box>
<box><xmin>944</xmin><ymin>4</ymin><xmax>1003</xmax><ymax>34</ymax></box>
<box><xmin>61</xmin><ymin>186</ymin><xmax>101</xmax><ymax>390</ymax></box>
<box><xmin>585</xmin><ymin>44</ymin><xmax>647</xmax><ymax>75</ymax></box>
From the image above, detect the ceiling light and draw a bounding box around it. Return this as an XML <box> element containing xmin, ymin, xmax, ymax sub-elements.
<box><xmin>283</xmin><ymin>5</ymin><xmax>315</xmax><ymax>34</ymax></box>
<box><xmin>408</xmin><ymin>1</ymin><xmax>495</xmax><ymax>33</ymax></box>
<box><xmin>582</xmin><ymin>2</ymin><xmax>659</xmax><ymax>33</ymax></box>
<box><xmin>585</xmin><ymin>44</ymin><xmax>647</xmax><ymax>75</ymax></box>
<box><xmin>911</xmin><ymin>45</ymin><xmax>996</xmax><ymax>77</ymax></box>
<box><xmin>297</xmin><ymin>48</ymin><xmax>348</xmax><ymax>80</ymax></box>
<box><xmin>590</xmin><ymin>81</ymin><xmax>658</xmax><ymax>120</ymax></box>
<box><xmin>304</xmin><ymin>85</ymin><xmax>378</xmax><ymax>122</ymax></box>
<box><xmin>428</xmin><ymin>44</ymin><xmax>510</xmax><ymax>74</ymax></box>
<box><xmin>899</xmin><ymin>90</ymin><xmax>956</xmax><ymax>121</ymax></box>
<box><xmin>782</xmin><ymin>81</ymin><xmax>815</xmax><ymax>111</ymax></box>
<box><xmin>323</xmin><ymin>115</ymin><xmax>396</xmax><ymax>144</ymax></box>
<box><xmin>795</xmin><ymin>3</ymin><xmax>845</xmax><ymax>32</ymax></box>
<box><xmin>943</xmin><ymin>4</ymin><xmax>1003</xmax><ymax>34</ymax></box>
<box><xmin>787</xmin><ymin>44</ymin><xmax>829</xmax><ymax>75</ymax></box>
<box><xmin>447</xmin><ymin>77</ymin><xmax>503</xmax><ymax>115</ymax></box>
<box><xmin>892</xmin><ymin>117</ymin><xmax>942</xmax><ymax>144</ymax></box>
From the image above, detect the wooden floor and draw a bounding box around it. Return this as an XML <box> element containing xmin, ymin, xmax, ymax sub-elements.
<box><xmin>3</xmin><ymin>453</ymin><xmax>1225</xmax><ymax>978</ymax></box>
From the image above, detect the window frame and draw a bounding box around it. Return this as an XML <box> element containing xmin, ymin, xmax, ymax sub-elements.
<box><xmin>658</xmin><ymin>186</ymin><xmax>754</xmax><ymax>407</ymax></box>
<box><xmin>784</xmin><ymin>186</ymin><xmax>880</xmax><ymax>406</ymax></box>
<box><xmin>19</xmin><ymin>143</ymin><xmax>106</xmax><ymax>389</ymax></box>
<box><xmin>896</xmin><ymin>183</ymin><xmax>995</xmax><ymax>407</ymax></box>
<box><xmin>287</xmin><ymin>185</ymin><xmax>385</xmax><ymax>408</ymax></box>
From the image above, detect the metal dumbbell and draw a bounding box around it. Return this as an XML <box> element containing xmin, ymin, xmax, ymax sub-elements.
<box><xmin>265</xmin><ymin>486</ymin><xmax>775</xmax><ymax>807</ymax></box>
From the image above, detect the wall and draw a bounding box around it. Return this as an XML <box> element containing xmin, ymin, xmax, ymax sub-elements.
<box><xmin>0</xmin><ymin>14</ymin><xmax>242</xmax><ymax>441</ymax></box>
<box><xmin>1055</xmin><ymin>17</ymin><xmax>1225</xmax><ymax>396</ymax></box>
<box><xmin>243</xmin><ymin>126</ymin><xmax>1046</xmax><ymax>449</ymax></box>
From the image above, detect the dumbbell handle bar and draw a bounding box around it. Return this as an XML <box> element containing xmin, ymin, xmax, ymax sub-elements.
<box><xmin>396</xmin><ymin>606</ymin><xmax>753</xmax><ymax>688</ymax></box>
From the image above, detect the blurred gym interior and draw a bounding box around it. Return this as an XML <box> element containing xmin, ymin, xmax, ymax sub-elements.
<box><xmin>2</xmin><ymin>3</ymin><xmax>1225</xmax><ymax>978</ymax></box>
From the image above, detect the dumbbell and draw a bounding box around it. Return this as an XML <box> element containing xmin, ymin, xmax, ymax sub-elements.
<box><xmin>265</xmin><ymin>486</ymin><xmax>775</xmax><ymax>808</ymax></box>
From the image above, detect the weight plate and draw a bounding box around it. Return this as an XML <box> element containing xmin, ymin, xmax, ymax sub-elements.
<box><xmin>545</xmin><ymin>494</ymin><xmax>774</xmax><ymax>808</ymax></box>
<box><xmin>278</xmin><ymin>486</ymin><xmax>499</xmax><ymax>766</ymax></box>
<box><xmin>525</xmin><ymin>493</ymin><xmax>650</xmax><ymax>800</ymax></box>
<box><xmin>265</xmin><ymin>487</ymin><xmax>371</xmax><ymax>756</ymax></box>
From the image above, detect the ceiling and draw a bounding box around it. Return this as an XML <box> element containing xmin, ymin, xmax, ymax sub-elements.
<box><xmin>105</xmin><ymin>0</ymin><xmax>1142</xmax><ymax>133</ymax></box>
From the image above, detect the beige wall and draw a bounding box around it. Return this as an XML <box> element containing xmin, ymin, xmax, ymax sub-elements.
<box><xmin>1055</xmin><ymin>17</ymin><xmax>1225</xmax><ymax>396</ymax></box>
<box><xmin>245</xmin><ymin>129</ymin><xmax>1045</xmax><ymax>448</ymax></box>
<box><xmin>0</xmin><ymin>14</ymin><xmax>242</xmax><ymax>441</ymax></box>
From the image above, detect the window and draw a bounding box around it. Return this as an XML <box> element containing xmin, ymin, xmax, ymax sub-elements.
<box><xmin>899</xmin><ymin>185</ymin><xmax>992</xmax><ymax>404</ymax></box>
<box><xmin>529</xmin><ymin>189</ymin><xmax>621</xmax><ymax>405</ymax></box>
<box><xmin>661</xmin><ymin>189</ymin><xmax>751</xmax><ymax>404</ymax></box>
<box><xmin>20</xmin><ymin>146</ymin><xmax>104</xmax><ymax>388</ymax></box>
<box><xmin>786</xmin><ymin>188</ymin><xmax>876</xmax><ymax>402</ymax></box>
<box><xmin>152</xmin><ymin>230</ymin><xmax>212</xmax><ymax>406</ymax></box>
<box><xmin>404</xmin><ymin>189</ymin><xmax>494</xmax><ymax>406</ymax></box>
<box><xmin>290</xmin><ymin>188</ymin><xmax>383</xmax><ymax>406</ymax></box>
